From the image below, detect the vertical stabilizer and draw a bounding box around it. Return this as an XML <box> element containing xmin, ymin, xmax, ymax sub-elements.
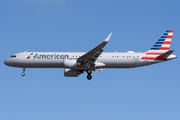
<box><xmin>142</xmin><ymin>30</ymin><xmax>174</xmax><ymax>60</ymax></box>
<box><xmin>150</xmin><ymin>30</ymin><xmax>174</xmax><ymax>51</ymax></box>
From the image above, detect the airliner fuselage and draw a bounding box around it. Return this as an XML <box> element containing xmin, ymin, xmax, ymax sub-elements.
<box><xmin>4</xmin><ymin>52</ymin><xmax>176</xmax><ymax>69</ymax></box>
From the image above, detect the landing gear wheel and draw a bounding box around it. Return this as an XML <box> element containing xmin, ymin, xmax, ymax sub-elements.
<box><xmin>21</xmin><ymin>73</ymin><xmax>25</xmax><ymax>76</ymax></box>
<box><xmin>87</xmin><ymin>69</ymin><xmax>92</xmax><ymax>74</ymax></box>
<box><xmin>21</xmin><ymin>68</ymin><xmax>25</xmax><ymax>76</ymax></box>
<box><xmin>87</xmin><ymin>74</ymin><xmax>92</xmax><ymax>80</ymax></box>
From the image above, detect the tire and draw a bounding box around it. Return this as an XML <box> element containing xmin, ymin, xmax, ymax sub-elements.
<box><xmin>87</xmin><ymin>69</ymin><xmax>92</xmax><ymax>74</ymax></box>
<box><xmin>21</xmin><ymin>73</ymin><xmax>25</xmax><ymax>76</ymax></box>
<box><xmin>87</xmin><ymin>74</ymin><xmax>92</xmax><ymax>80</ymax></box>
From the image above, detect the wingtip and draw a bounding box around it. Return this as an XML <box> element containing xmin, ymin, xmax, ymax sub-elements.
<box><xmin>109</xmin><ymin>32</ymin><xmax>112</xmax><ymax>36</ymax></box>
<box><xmin>104</xmin><ymin>32</ymin><xmax>112</xmax><ymax>42</ymax></box>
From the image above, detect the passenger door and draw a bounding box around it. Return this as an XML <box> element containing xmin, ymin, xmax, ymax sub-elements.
<box><xmin>21</xmin><ymin>53</ymin><xmax>27</xmax><ymax>61</ymax></box>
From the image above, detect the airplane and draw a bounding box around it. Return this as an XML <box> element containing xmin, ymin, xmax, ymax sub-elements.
<box><xmin>4</xmin><ymin>30</ymin><xmax>177</xmax><ymax>80</ymax></box>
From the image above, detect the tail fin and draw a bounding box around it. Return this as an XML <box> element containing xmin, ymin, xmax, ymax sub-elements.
<box><xmin>149</xmin><ymin>30</ymin><xmax>174</xmax><ymax>51</ymax></box>
<box><xmin>142</xmin><ymin>30</ymin><xmax>174</xmax><ymax>61</ymax></box>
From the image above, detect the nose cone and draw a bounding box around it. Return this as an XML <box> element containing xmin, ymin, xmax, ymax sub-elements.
<box><xmin>4</xmin><ymin>58</ymin><xmax>11</xmax><ymax>66</ymax></box>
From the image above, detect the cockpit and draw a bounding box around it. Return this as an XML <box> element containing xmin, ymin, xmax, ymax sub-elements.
<box><xmin>4</xmin><ymin>54</ymin><xmax>19</xmax><ymax>66</ymax></box>
<box><xmin>10</xmin><ymin>55</ymin><xmax>16</xmax><ymax>58</ymax></box>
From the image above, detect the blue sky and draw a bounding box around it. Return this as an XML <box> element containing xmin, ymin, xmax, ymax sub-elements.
<box><xmin>0</xmin><ymin>0</ymin><xmax>180</xmax><ymax>120</ymax></box>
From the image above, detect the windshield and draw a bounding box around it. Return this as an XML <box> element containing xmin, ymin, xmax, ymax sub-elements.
<box><xmin>10</xmin><ymin>55</ymin><xmax>16</xmax><ymax>58</ymax></box>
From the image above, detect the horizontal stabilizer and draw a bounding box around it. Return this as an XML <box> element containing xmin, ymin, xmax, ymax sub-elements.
<box><xmin>157</xmin><ymin>50</ymin><xmax>174</xmax><ymax>58</ymax></box>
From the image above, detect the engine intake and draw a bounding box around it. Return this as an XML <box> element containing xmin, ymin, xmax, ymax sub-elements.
<box><xmin>64</xmin><ymin>59</ymin><xmax>80</xmax><ymax>68</ymax></box>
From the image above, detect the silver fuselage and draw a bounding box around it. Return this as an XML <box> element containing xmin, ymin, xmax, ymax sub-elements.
<box><xmin>4</xmin><ymin>52</ymin><xmax>177</xmax><ymax>70</ymax></box>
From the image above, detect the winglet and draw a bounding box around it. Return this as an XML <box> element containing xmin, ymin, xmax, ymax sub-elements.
<box><xmin>104</xmin><ymin>33</ymin><xmax>112</xmax><ymax>42</ymax></box>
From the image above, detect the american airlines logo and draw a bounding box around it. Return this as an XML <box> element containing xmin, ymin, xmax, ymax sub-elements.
<box><xmin>27</xmin><ymin>53</ymin><xmax>34</xmax><ymax>59</ymax></box>
<box><xmin>33</xmin><ymin>54</ymin><xmax>69</xmax><ymax>59</ymax></box>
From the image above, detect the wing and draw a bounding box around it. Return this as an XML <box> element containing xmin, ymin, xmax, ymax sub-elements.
<box><xmin>78</xmin><ymin>33</ymin><xmax>112</xmax><ymax>69</ymax></box>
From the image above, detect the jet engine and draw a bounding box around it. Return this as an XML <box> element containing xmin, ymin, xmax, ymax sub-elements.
<box><xmin>64</xmin><ymin>68</ymin><xmax>83</xmax><ymax>77</ymax></box>
<box><xmin>64</xmin><ymin>59</ymin><xmax>81</xmax><ymax>69</ymax></box>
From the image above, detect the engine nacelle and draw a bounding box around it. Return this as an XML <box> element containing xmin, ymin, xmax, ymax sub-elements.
<box><xmin>64</xmin><ymin>59</ymin><xmax>80</xmax><ymax>68</ymax></box>
<box><xmin>64</xmin><ymin>68</ymin><xmax>83</xmax><ymax>77</ymax></box>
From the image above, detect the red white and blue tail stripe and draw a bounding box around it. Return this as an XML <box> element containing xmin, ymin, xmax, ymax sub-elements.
<box><xmin>141</xmin><ymin>30</ymin><xmax>174</xmax><ymax>61</ymax></box>
<box><xmin>150</xmin><ymin>30</ymin><xmax>173</xmax><ymax>50</ymax></box>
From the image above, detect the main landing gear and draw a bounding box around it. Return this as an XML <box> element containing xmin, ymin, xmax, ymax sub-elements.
<box><xmin>87</xmin><ymin>69</ymin><xmax>92</xmax><ymax>80</ymax></box>
<box><xmin>21</xmin><ymin>68</ymin><xmax>25</xmax><ymax>76</ymax></box>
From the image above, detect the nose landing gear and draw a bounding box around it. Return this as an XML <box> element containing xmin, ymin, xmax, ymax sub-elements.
<box><xmin>86</xmin><ymin>69</ymin><xmax>92</xmax><ymax>80</ymax></box>
<box><xmin>21</xmin><ymin>68</ymin><xmax>25</xmax><ymax>76</ymax></box>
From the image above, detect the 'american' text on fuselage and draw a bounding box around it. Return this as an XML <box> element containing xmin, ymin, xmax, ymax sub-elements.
<box><xmin>33</xmin><ymin>54</ymin><xmax>69</xmax><ymax>59</ymax></box>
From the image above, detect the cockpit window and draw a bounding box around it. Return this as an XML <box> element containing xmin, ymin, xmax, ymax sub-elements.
<box><xmin>10</xmin><ymin>55</ymin><xmax>16</xmax><ymax>58</ymax></box>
